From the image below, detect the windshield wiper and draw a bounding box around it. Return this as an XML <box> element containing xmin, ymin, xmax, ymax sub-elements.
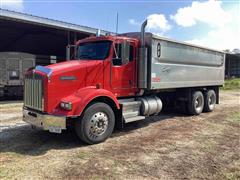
<box><xmin>78</xmin><ymin>54</ymin><xmax>93</xmax><ymax>59</ymax></box>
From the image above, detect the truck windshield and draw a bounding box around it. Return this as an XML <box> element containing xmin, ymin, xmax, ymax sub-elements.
<box><xmin>77</xmin><ymin>41</ymin><xmax>112</xmax><ymax>60</ymax></box>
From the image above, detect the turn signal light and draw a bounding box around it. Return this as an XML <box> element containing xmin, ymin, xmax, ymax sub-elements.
<box><xmin>60</xmin><ymin>102</ymin><xmax>72</xmax><ymax>110</ymax></box>
<box><xmin>96</xmin><ymin>83</ymin><xmax>102</xmax><ymax>89</ymax></box>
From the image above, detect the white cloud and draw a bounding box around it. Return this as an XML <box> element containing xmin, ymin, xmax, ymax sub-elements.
<box><xmin>186</xmin><ymin>26</ymin><xmax>240</xmax><ymax>51</ymax></box>
<box><xmin>128</xmin><ymin>14</ymin><xmax>171</xmax><ymax>36</ymax></box>
<box><xmin>128</xmin><ymin>19</ymin><xmax>141</xmax><ymax>26</ymax></box>
<box><xmin>185</xmin><ymin>5</ymin><xmax>240</xmax><ymax>51</ymax></box>
<box><xmin>170</xmin><ymin>0</ymin><xmax>231</xmax><ymax>27</ymax></box>
<box><xmin>147</xmin><ymin>14</ymin><xmax>171</xmax><ymax>33</ymax></box>
<box><xmin>0</xmin><ymin>0</ymin><xmax>24</xmax><ymax>11</ymax></box>
<box><xmin>128</xmin><ymin>1</ymin><xmax>239</xmax><ymax>50</ymax></box>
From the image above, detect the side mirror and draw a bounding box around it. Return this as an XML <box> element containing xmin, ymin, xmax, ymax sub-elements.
<box><xmin>66</xmin><ymin>45</ymin><xmax>70</xmax><ymax>60</ymax></box>
<box><xmin>112</xmin><ymin>58</ymin><xmax>122</xmax><ymax>66</ymax></box>
<box><xmin>121</xmin><ymin>40</ymin><xmax>130</xmax><ymax>65</ymax></box>
<box><xmin>66</xmin><ymin>45</ymin><xmax>78</xmax><ymax>60</ymax></box>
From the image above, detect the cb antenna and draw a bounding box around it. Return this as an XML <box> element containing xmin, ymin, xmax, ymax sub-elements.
<box><xmin>115</xmin><ymin>12</ymin><xmax>119</xmax><ymax>36</ymax></box>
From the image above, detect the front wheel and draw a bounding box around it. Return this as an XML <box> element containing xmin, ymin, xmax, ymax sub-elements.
<box><xmin>75</xmin><ymin>102</ymin><xmax>115</xmax><ymax>144</ymax></box>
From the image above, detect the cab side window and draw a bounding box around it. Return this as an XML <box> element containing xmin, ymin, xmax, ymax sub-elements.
<box><xmin>113</xmin><ymin>44</ymin><xmax>122</xmax><ymax>59</ymax></box>
<box><xmin>112</xmin><ymin>43</ymin><xmax>134</xmax><ymax>66</ymax></box>
<box><xmin>129</xmin><ymin>45</ymin><xmax>134</xmax><ymax>62</ymax></box>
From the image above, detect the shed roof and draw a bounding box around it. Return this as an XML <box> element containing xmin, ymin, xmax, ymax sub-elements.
<box><xmin>0</xmin><ymin>8</ymin><xmax>111</xmax><ymax>35</ymax></box>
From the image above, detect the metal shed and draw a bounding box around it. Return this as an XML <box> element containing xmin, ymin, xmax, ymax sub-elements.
<box><xmin>0</xmin><ymin>9</ymin><xmax>112</xmax><ymax>98</ymax></box>
<box><xmin>225</xmin><ymin>53</ymin><xmax>240</xmax><ymax>78</ymax></box>
<box><xmin>0</xmin><ymin>8</ymin><xmax>111</xmax><ymax>57</ymax></box>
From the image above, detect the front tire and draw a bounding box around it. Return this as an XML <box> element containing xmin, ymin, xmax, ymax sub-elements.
<box><xmin>75</xmin><ymin>102</ymin><xmax>115</xmax><ymax>144</ymax></box>
<box><xmin>203</xmin><ymin>90</ymin><xmax>216</xmax><ymax>112</ymax></box>
<box><xmin>187</xmin><ymin>91</ymin><xmax>204</xmax><ymax>115</ymax></box>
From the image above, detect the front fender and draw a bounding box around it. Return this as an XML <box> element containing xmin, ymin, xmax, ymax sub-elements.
<box><xmin>57</xmin><ymin>87</ymin><xmax>120</xmax><ymax>117</ymax></box>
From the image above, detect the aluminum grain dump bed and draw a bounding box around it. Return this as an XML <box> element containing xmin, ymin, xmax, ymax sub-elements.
<box><xmin>124</xmin><ymin>32</ymin><xmax>225</xmax><ymax>90</ymax></box>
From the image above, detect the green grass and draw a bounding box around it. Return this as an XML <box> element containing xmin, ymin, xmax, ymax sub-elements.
<box><xmin>228</xmin><ymin>112</ymin><xmax>240</xmax><ymax>123</ymax></box>
<box><xmin>222</xmin><ymin>78</ymin><xmax>240</xmax><ymax>90</ymax></box>
<box><xmin>0</xmin><ymin>167</ymin><xmax>13</xmax><ymax>180</ymax></box>
<box><xmin>76</xmin><ymin>151</ymin><xmax>93</xmax><ymax>159</ymax></box>
<box><xmin>225</xmin><ymin>172</ymin><xmax>240</xmax><ymax>180</ymax></box>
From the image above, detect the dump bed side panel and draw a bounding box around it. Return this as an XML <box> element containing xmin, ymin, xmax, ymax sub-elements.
<box><xmin>150</xmin><ymin>37</ymin><xmax>225</xmax><ymax>89</ymax></box>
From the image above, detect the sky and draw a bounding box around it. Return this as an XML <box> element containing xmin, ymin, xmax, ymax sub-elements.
<box><xmin>0</xmin><ymin>0</ymin><xmax>239</xmax><ymax>51</ymax></box>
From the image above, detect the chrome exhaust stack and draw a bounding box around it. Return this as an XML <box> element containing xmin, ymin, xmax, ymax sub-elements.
<box><xmin>138</xmin><ymin>20</ymin><xmax>148</xmax><ymax>89</ymax></box>
<box><xmin>141</xmin><ymin>20</ymin><xmax>148</xmax><ymax>47</ymax></box>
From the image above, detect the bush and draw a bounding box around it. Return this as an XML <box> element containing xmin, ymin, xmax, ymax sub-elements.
<box><xmin>222</xmin><ymin>78</ymin><xmax>240</xmax><ymax>90</ymax></box>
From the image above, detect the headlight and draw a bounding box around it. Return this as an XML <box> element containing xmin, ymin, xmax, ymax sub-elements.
<box><xmin>60</xmin><ymin>101</ymin><xmax>72</xmax><ymax>110</ymax></box>
<box><xmin>9</xmin><ymin>71</ymin><xmax>19</xmax><ymax>80</ymax></box>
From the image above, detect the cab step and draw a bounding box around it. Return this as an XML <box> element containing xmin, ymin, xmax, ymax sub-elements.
<box><xmin>124</xmin><ymin>116</ymin><xmax>145</xmax><ymax>123</ymax></box>
<box><xmin>119</xmin><ymin>99</ymin><xmax>145</xmax><ymax>123</ymax></box>
<box><xmin>123</xmin><ymin>111</ymin><xmax>139</xmax><ymax>118</ymax></box>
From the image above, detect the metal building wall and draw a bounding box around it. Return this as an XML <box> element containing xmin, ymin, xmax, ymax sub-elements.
<box><xmin>225</xmin><ymin>53</ymin><xmax>240</xmax><ymax>78</ymax></box>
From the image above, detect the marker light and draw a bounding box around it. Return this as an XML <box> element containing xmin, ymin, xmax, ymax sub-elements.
<box><xmin>60</xmin><ymin>101</ymin><xmax>72</xmax><ymax>110</ymax></box>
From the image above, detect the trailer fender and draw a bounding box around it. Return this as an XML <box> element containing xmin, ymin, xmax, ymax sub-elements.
<box><xmin>61</xmin><ymin>86</ymin><xmax>120</xmax><ymax>117</ymax></box>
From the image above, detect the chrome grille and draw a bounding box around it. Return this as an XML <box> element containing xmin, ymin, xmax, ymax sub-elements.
<box><xmin>24</xmin><ymin>73</ymin><xmax>44</xmax><ymax>111</ymax></box>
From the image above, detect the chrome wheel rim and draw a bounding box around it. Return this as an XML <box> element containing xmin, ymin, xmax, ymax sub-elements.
<box><xmin>195</xmin><ymin>96</ymin><xmax>203</xmax><ymax>112</ymax></box>
<box><xmin>89</xmin><ymin>112</ymin><xmax>108</xmax><ymax>136</ymax></box>
<box><xmin>208</xmin><ymin>94</ymin><xmax>215</xmax><ymax>109</ymax></box>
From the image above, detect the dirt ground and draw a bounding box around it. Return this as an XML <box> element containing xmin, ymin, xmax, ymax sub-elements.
<box><xmin>0</xmin><ymin>91</ymin><xmax>239</xmax><ymax>180</ymax></box>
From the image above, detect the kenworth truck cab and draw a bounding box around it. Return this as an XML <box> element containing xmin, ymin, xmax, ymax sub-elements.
<box><xmin>23</xmin><ymin>20</ymin><xmax>225</xmax><ymax>144</ymax></box>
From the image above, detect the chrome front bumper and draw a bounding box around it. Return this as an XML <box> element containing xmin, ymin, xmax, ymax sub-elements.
<box><xmin>23</xmin><ymin>108</ymin><xmax>66</xmax><ymax>133</ymax></box>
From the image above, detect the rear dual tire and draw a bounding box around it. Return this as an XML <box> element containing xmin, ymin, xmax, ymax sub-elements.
<box><xmin>203</xmin><ymin>90</ymin><xmax>216</xmax><ymax>112</ymax></box>
<box><xmin>188</xmin><ymin>91</ymin><xmax>204</xmax><ymax>115</ymax></box>
<box><xmin>187</xmin><ymin>90</ymin><xmax>216</xmax><ymax>115</ymax></box>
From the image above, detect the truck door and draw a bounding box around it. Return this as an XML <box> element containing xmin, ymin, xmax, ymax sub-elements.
<box><xmin>111</xmin><ymin>42</ymin><xmax>136</xmax><ymax>96</ymax></box>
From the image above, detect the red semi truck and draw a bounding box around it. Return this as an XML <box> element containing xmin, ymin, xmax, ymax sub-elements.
<box><xmin>23</xmin><ymin>20</ymin><xmax>225</xmax><ymax>144</ymax></box>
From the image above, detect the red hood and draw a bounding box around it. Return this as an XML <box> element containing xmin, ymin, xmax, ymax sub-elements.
<box><xmin>43</xmin><ymin>59</ymin><xmax>104</xmax><ymax>115</ymax></box>
<box><xmin>46</xmin><ymin>60</ymin><xmax>100</xmax><ymax>75</ymax></box>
